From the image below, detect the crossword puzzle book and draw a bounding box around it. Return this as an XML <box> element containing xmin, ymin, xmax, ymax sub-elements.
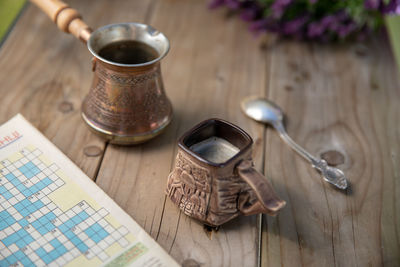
<box><xmin>0</xmin><ymin>114</ymin><xmax>178</xmax><ymax>267</ymax></box>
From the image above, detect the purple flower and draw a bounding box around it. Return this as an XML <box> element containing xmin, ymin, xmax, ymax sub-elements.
<box><xmin>208</xmin><ymin>0</ymin><xmax>240</xmax><ymax>9</ymax></box>
<box><xmin>208</xmin><ymin>0</ymin><xmax>400</xmax><ymax>41</ymax></box>
<box><xmin>383</xmin><ymin>0</ymin><xmax>400</xmax><ymax>14</ymax></box>
<box><xmin>337</xmin><ymin>22</ymin><xmax>358</xmax><ymax>38</ymax></box>
<box><xmin>225</xmin><ymin>0</ymin><xmax>241</xmax><ymax>9</ymax></box>
<box><xmin>240</xmin><ymin>2</ymin><xmax>261</xmax><ymax>21</ymax></box>
<box><xmin>282</xmin><ymin>15</ymin><xmax>309</xmax><ymax>35</ymax></box>
<box><xmin>365</xmin><ymin>0</ymin><xmax>380</xmax><ymax>9</ymax></box>
<box><xmin>208</xmin><ymin>0</ymin><xmax>225</xmax><ymax>9</ymax></box>
<box><xmin>271</xmin><ymin>0</ymin><xmax>293</xmax><ymax>18</ymax></box>
<box><xmin>307</xmin><ymin>22</ymin><xmax>325</xmax><ymax>38</ymax></box>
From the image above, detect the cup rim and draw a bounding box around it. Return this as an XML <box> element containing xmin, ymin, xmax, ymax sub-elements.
<box><xmin>87</xmin><ymin>22</ymin><xmax>170</xmax><ymax>68</ymax></box>
<box><xmin>178</xmin><ymin>118</ymin><xmax>253</xmax><ymax>167</ymax></box>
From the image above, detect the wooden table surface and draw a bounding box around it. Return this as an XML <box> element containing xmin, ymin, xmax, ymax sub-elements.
<box><xmin>1</xmin><ymin>0</ymin><xmax>400</xmax><ymax>266</ymax></box>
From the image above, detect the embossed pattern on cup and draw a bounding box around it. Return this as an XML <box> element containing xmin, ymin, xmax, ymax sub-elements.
<box><xmin>166</xmin><ymin>119</ymin><xmax>286</xmax><ymax>226</ymax></box>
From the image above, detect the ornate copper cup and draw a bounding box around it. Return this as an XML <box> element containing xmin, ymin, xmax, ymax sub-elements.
<box><xmin>82</xmin><ymin>23</ymin><xmax>172</xmax><ymax>144</ymax></box>
<box><xmin>166</xmin><ymin>119</ymin><xmax>286</xmax><ymax>227</ymax></box>
<box><xmin>29</xmin><ymin>0</ymin><xmax>172</xmax><ymax>144</ymax></box>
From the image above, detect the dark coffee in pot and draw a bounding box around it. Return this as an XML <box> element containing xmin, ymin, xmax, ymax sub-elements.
<box><xmin>98</xmin><ymin>40</ymin><xmax>158</xmax><ymax>64</ymax></box>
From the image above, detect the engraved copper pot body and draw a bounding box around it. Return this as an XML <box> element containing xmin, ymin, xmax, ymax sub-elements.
<box><xmin>166</xmin><ymin>119</ymin><xmax>286</xmax><ymax>227</ymax></box>
<box><xmin>82</xmin><ymin>23</ymin><xmax>172</xmax><ymax>144</ymax></box>
<box><xmin>29</xmin><ymin>0</ymin><xmax>172</xmax><ymax>144</ymax></box>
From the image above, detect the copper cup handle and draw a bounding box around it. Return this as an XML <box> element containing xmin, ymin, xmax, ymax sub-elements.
<box><xmin>237</xmin><ymin>160</ymin><xmax>286</xmax><ymax>216</ymax></box>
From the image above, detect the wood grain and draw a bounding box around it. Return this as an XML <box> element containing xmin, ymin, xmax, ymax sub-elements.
<box><xmin>95</xmin><ymin>0</ymin><xmax>270</xmax><ymax>266</ymax></box>
<box><xmin>2</xmin><ymin>0</ymin><xmax>399</xmax><ymax>266</ymax></box>
<box><xmin>0</xmin><ymin>0</ymin><xmax>108</xmax><ymax>177</ymax></box>
<box><xmin>261</xmin><ymin>37</ymin><xmax>400</xmax><ymax>266</ymax></box>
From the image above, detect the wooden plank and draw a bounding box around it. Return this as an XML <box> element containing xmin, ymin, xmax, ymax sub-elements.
<box><xmin>95</xmin><ymin>0</ymin><xmax>272</xmax><ymax>265</ymax></box>
<box><xmin>0</xmin><ymin>0</ymin><xmax>101</xmax><ymax>177</ymax></box>
<box><xmin>261</xmin><ymin>36</ymin><xmax>400</xmax><ymax>266</ymax></box>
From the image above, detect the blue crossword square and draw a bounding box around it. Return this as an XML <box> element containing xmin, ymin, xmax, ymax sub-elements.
<box><xmin>70</xmin><ymin>236</ymin><xmax>81</xmax><ymax>246</ymax></box>
<box><xmin>31</xmin><ymin>185</ymin><xmax>40</xmax><ymax>193</ymax></box>
<box><xmin>77</xmin><ymin>243</ymin><xmax>88</xmax><ymax>253</ymax></box>
<box><xmin>17</xmin><ymin>229</ymin><xmax>28</xmax><ymax>237</ymax></box>
<box><xmin>48</xmin><ymin>250</ymin><xmax>59</xmax><ymax>261</ymax></box>
<box><xmin>14</xmin><ymin>250</ymin><xmax>25</xmax><ymax>259</ymax></box>
<box><xmin>65</xmin><ymin>220</ymin><xmax>74</xmax><ymax>228</ymax></box>
<box><xmin>32</xmin><ymin>167</ymin><xmax>41</xmax><ymax>175</ymax></box>
<box><xmin>35</xmin><ymin>248</ymin><xmax>46</xmax><ymax>257</ymax></box>
<box><xmin>56</xmin><ymin>245</ymin><xmax>67</xmax><ymax>255</ymax></box>
<box><xmin>16</xmin><ymin>184</ymin><xmax>25</xmax><ymax>192</ymax></box>
<box><xmin>46</xmin><ymin>212</ymin><xmax>56</xmax><ymax>221</ymax></box>
<box><xmin>72</xmin><ymin>216</ymin><xmax>81</xmax><ymax>224</ymax></box>
<box><xmin>15</xmin><ymin>239</ymin><xmax>27</xmax><ymax>248</ymax></box>
<box><xmin>37</xmin><ymin>226</ymin><xmax>49</xmax><ymax>235</ymax></box>
<box><xmin>20</xmin><ymin>209</ymin><xmax>30</xmax><ymax>217</ymax></box>
<box><xmin>34</xmin><ymin>200</ymin><xmax>44</xmax><ymax>209</ymax></box>
<box><xmin>91</xmin><ymin>234</ymin><xmax>102</xmax><ymax>243</ymax></box>
<box><xmin>6</xmin><ymin>254</ymin><xmax>17</xmax><ymax>265</ymax></box>
<box><xmin>5</xmin><ymin>173</ymin><xmax>16</xmax><ymax>180</ymax></box>
<box><xmin>50</xmin><ymin>239</ymin><xmax>60</xmax><ymax>248</ymax></box>
<box><xmin>85</xmin><ymin>227</ymin><xmax>95</xmax><ymax>237</ymax></box>
<box><xmin>24</xmin><ymin>234</ymin><xmax>34</xmax><ymax>245</ymax></box>
<box><xmin>3</xmin><ymin>191</ymin><xmax>12</xmax><ymax>200</ymax></box>
<box><xmin>21</xmin><ymin>199</ymin><xmax>31</xmax><ymax>207</ymax></box>
<box><xmin>78</xmin><ymin>211</ymin><xmax>89</xmax><ymax>220</ymax></box>
<box><xmin>15</xmin><ymin>202</ymin><xmax>25</xmax><ymax>212</ymax></box>
<box><xmin>32</xmin><ymin>220</ymin><xmax>41</xmax><ymax>229</ymax></box>
<box><xmin>26</xmin><ymin>171</ymin><xmax>35</xmax><ymax>178</ymax></box>
<box><xmin>0</xmin><ymin>221</ymin><xmax>7</xmax><ymax>230</ymax></box>
<box><xmin>38</xmin><ymin>216</ymin><xmax>49</xmax><ymax>225</ymax></box>
<box><xmin>3</xmin><ymin>233</ymin><xmax>19</xmax><ymax>246</ymax></box>
<box><xmin>10</xmin><ymin>178</ymin><xmax>21</xmax><ymax>187</ymax></box>
<box><xmin>0</xmin><ymin>186</ymin><xmax>6</xmax><ymax>194</ymax></box>
<box><xmin>43</xmin><ymin>178</ymin><xmax>52</xmax><ymax>186</ymax></box>
<box><xmin>5</xmin><ymin>216</ymin><xmax>16</xmax><ymax>225</ymax></box>
<box><xmin>18</xmin><ymin>166</ymin><xmax>27</xmax><ymax>173</ymax></box>
<box><xmin>14</xmin><ymin>255</ymin><xmax>26</xmax><ymax>265</ymax></box>
<box><xmin>26</xmin><ymin>162</ymin><xmax>35</xmax><ymax>169</ymax></box>
<box><xmin>22</xmin><ymin>190</ymin><xmax>32</xmax><ymax>198</ymax></box>
<box><xmin>0</xmin><ymin>210</ymin><xmax>10</xmax><ymax>219</ymax></box>
<box><xmin>98</xmin><ymin>229</ymin><xmax>109</xmax><ymax>239</ymax></box>
<box><xmin>20</xmin><ymin>256</ymin><xmax>33</xmax><ymax>266</ymax></box>
<box><xmin>64</xmin><ymin>230</ymin><xmax>75</xmax><ymax>239</ymax></box>
<box><xmin>59</xmin><ymin>224</ymin><xmax>68</xmax><ymax>232</ymax></box>
<box><xmin>27</xmin><ymin>204</ymin><xmax>38</xmax><ymax>213</ymax></box>
<box><xmin>37</xmin><ymin>180</ymin><xmax>46</xmax><ymax>188</ymax></box>
<box><xmin>42</xmin><ymin>255</ymin><xmax>53</xmax><ymax>265</ymax></box>
<box><xmin>18</xmin><ymin>219</ymin><xmax>29</xmax><ymax>228</ymax></box>
<box><xmin>45</xmin><ymin>223</ymin><xmax>55</xmax><ymax>231</ymax></box>
<box><xmin>92</xmin><ymin>223</ymin><xmax>102</xmax><ymax>232</ymax></box>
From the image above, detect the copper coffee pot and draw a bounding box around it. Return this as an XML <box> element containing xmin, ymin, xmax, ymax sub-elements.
<box><xmin>30</xmin><ymin>0</ymin><xmax>173</xmax><ymax>144</ymax></box>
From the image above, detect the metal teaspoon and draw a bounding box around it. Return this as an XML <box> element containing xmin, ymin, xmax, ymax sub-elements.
<box><xmin>241</xmin><ymin>96</ymin><xmax>348</xmax><ymax>190</ymax></box>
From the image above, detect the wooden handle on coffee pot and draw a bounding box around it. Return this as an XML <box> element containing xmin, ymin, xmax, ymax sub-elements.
<box><xmin>30</xmin><ymin>0</ymin><xmax>92</xmax><ymax>42</ymax></box>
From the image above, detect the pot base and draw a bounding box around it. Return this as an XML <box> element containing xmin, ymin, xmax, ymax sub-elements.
<box><xmin>81</xmin><ymin>112</ymin><xmax>171</xmax><ymax>145</ymax></box>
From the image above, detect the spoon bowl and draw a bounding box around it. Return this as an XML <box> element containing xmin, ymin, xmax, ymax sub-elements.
<box><xmin>241</xmin><ymin>96</ymin><xmax>284</xmax><ymax>126</ymax></box>
<box><xmin>241</xmin><ymin>96</ymin><xmax>348</xmax><ymax>190</ymax></box>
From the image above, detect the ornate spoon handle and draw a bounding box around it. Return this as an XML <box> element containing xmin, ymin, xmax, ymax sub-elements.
<box><xmin>273</xmin><ymin>122</ymin><xmax>348</xmax><ymax>190</ymax></box>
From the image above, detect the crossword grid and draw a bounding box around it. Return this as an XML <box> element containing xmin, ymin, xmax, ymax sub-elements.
<box><xmin>0</xmin><ymin>147</ymin><xmax>130</xmax><ymax>267</ymax></box>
